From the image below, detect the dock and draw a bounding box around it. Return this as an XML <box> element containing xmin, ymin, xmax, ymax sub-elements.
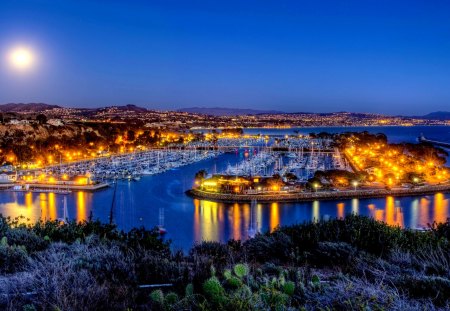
<box><xmin>0</xmin><ymin>182</ymin><xmax>109</xmax><ymax>192</ymax></box>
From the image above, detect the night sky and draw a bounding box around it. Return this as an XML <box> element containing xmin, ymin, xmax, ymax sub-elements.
<box><xmin>1</xmin><ymin>0</ymin><xmax>450</xmax><ymax>114</ymax></box>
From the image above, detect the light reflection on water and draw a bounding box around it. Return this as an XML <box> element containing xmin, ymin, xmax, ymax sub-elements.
<box><xmin>0</xmin><ymin>191</ymin><xmax>91</xmax><ymax>223</ymax></box>
<box><xmin>0</xmin><ymin>185</ymin><xmax>448</xmax><ymax>250</ymax></box>
<box><xmin>190</xmin><ymin>193</ymin><xmax>448</xmax><ymax>245</ymax></box>
<box><xmin>434</xmin><ymin>193</ymin><xmax>448</xmax><ymax>224</ymax></box>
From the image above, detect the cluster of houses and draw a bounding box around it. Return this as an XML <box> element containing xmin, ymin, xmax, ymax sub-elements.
<box><xmin>7</xmin><ymin>118</ymin><xmax>64</xmax><ymax>126</ymax></box>
<box><xmin>0</xmin><ymin>165</ymin><xmax>17</xmax><ymax>184</ymax></box>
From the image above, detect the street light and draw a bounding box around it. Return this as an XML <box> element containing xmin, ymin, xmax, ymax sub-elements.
<box><xmin>313</xmin><ymin>183</ymin><xmax>319</xmax><ymax>192</ymax></box>
<box><xmin>352</xmin><ymin>181</ymin><xmax>358</xmax><ymax>191</ymax></box>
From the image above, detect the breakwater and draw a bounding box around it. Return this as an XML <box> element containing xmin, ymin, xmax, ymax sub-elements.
<box><xmin>187</xmin><ymin>183</ymin><xmax>450</xmax><ymax>203</ymax></box>
<box><xmin>418</xmin><ymin>134</ymin><xmax>450</xmax><ymax>148</ymax></box>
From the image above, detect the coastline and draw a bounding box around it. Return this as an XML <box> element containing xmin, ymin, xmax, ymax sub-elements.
<box><xmin>187</xmin><ymin>183</ymin><xmax>450</xmax><ymax>203</ymax></box>
<box><xmin>191</xmin><ymin>124</ymin><xmax>450</xmax><ymax>131</ymax></box>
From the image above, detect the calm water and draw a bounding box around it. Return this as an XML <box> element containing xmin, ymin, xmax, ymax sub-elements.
<box><xmin>244</xmin><ymin>125</ymin><xmax>450</xmax><ymax>144</ymax></box>
<box><xmin>0</xmin><ymin>126</ymin><xmax>449</xmax><ymax>251</ymax></box>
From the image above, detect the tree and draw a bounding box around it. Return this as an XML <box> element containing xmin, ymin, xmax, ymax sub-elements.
<box><xmin>36</xmin><ymin>114</ymin><xmax>47</xmax><ymax>124</ymax></box>
<box><xmin>14</xmin><ymin>145</ymin><xmax>33</xmax><ymax>162</ymax></box>
<box><xmin>283</xmin><ymin>172</ymin><xmax>298</xmax><ymax>182</ymax></box>
<box><xmin>268</xmin><ymin>174</ymin><xmax>284</xmax><ymax>190</ymax></box>
<box><xmin>195</xmin><ymin>170</ymin><xmax>207</xmax><ymax>182</ymax></box>
<box><xmin>127</xmin><ymin>130</ymin><xmax>136</xmax><ymax>142</ymax></box>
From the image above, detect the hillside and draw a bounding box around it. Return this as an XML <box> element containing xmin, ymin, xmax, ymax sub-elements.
<box><xmin>0</xmin><ymin>103</ymin><xmax>61</xmax><ymax>112</ymax></box>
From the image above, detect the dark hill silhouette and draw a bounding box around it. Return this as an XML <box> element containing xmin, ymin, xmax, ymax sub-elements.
<box><xmin>422</xmin><ymin>111</ymin><xmax>450</xmax><ymax>120</ymax></box>
<box><xmin>0</xmin><ymin>103</ymin><xmax>61</xmax><ymax>112</ymax></box>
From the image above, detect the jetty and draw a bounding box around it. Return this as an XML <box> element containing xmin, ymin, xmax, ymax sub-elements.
<box><xmin>418</xmin><ymin>134</ymin><xmax>450</xmax><ymax>148</ymax></box>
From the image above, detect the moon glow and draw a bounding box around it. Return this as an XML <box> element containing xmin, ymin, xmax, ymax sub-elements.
<box><xmin>8</xmin><ymin>47</ymin><xmax>35</xmax><ymax>70</ymax></box>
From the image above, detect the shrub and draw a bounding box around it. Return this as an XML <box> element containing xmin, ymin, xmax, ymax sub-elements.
<box><xmin>226</xmin><ymin>276</ymin><xmax>242</xmax><ymax>289</ymax></box>
<box><xmin>303</xmin><ymin>277</ymin><xmax>428</xmax><ymax>310</ymax></box>
<box><xmin>150</xmin><ymin>289</ymin><xmax>164</xmax><ymax>304</ymax></box>
<box><xmin>309</xmin><ymin>241</ymin><xmax>357</xmax><ymax>268</ymax></box>
<box><xmin>234</xmin><ymin>263</ymin><xmax>249</xmax><ymax>278</ymax></box>
<box><xmin>76</xmin><ymin>242</ymin><xmax>134</xmax><ymax>284</ymax></box>
<box><xmin>244</xmin><ymin>231</ymin><xmax>293</xmax><ymax>263</ymax></box>
<box><xmin>27</xmin><ymin>244</ymin><xmax>116</xmax><ymax>310</ymax></box>
<box><xmin>31</xmin><ymin>219</ymin><xmax>121</xmax><ymax>244</ymax></box>
<box><xmin>0</xmin><ymin>242</ymin><xmax>28</xmax><ymax>273</ymax></box>
<box><xmin>185</xmin><ymin>283</ymin><xmax>194</xmax><ymax>297</ymax></box>
<box><xmin>282</xmin><ymin>281</ymin><xmax>296</xmax><ymax>296</ymax></box>
<box><xmin>277</xmin><ymin>215</ymin><xmax>419</xmax><ymax>257</ymax></box>
<box><xmin>5</xmin><ymin>228</ymin><xmax>48</xmax><ymax>253</ymax></box>
<box><xmin>0</xmin><ymin>215</ymin><xmax>449</xmax><ymax>309</ymax></box>
<box><xmin>134</xmin><ymin>249</ymin><xmax>183</xmax><ymax>286</ymax></box>
<box><xmin>203</xmin><ymin>276</ymin><xmax>227</xmax><ymax>307</ymax></box>
<box><xmin>165</xmin><ymin>292</ymin><xmax>179</xmax><ymax>305</ymax></box>
<box><xmin>393</xmin><ymin>275</ymin><xmax>450</xmax><ymax>306</ymax></box>
<box><xmin>430</xmin><ymin>218</ymin><xmax>450</xmax><ymax>240</ymax></box>
<box><xmin>190</xmin><ymin>241</ymin><xmax>231</xmax><ymax>269</ymax></box>
<box><xmin>126</xmin><ymin>227</ymin><xmax>170</xmax><ymax>253</ymax></box>
<box><xmin>413</xmin><ymin>245</ymin><xmax>450</xmax><ymax>277</ymax></box>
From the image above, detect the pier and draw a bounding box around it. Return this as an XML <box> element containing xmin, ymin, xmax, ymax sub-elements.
<box><xmin>0</xmin><ymin>182</ymin><xmax>109</xmax><ymax>192</ymax></box>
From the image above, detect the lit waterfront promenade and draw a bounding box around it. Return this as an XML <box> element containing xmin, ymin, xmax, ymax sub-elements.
<box><xmin>188</xmin><ymin>182</ymin><xmax>450</xmax><ymax>203</ymax></box>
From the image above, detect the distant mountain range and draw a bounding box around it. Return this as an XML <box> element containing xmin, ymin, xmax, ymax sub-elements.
<box><xmin>1</xmin><ymin>103</ymin><xmax>449</xmax><ymax>120</ymax></box>
<box><xmin>177</xmin><ymin>107</ymin><xmax>284</xmax><ymax>116</ymax></box>
<box><xmin>421</xmin><ymin>111</ymin><xmax>450</xmax><ymax>120</ymax></box>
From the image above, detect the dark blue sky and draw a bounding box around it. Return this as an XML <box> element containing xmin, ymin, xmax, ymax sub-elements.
<box><xmin>1</xmin><ymin>0</ymin><xmax>450</xmax><ymax>114</ymax></box>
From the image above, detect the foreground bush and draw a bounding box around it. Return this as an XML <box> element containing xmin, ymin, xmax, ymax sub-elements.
<box><xmin>0</xmin><ymin>214</ymin><xmax>449</xmax><ymax>310</ymax></box>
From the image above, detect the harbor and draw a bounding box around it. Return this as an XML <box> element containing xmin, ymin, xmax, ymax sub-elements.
<box><xmin>1</xmin><ymin>135</ymin><xmax>343</xmax><ymax>194</ymax></box>
<box><xmin>0</xmin><ymin>126</ymin><xmax>448</xmax><ymax>249</ymax></box>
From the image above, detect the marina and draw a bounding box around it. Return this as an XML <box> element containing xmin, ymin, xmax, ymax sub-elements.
<box><xmin>218</xmin><ymin>147</ymin><xmax>349</xmax><ymax>182</ymax></box>
<box><xmin>19</xmin><ymin>148</ymin><xmax>222</xmax><ymax>182</ymax></box>
<box><xmin>5</xmin><ymin>135</ymin><xmax>347</xmax><ymax>190</ymax></box>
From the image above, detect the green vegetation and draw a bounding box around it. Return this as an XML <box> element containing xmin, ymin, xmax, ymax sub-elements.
<box><xmin>1</xmin><ymin>214</ymin><xmax>450</xmax><ymax>310</ymax></box>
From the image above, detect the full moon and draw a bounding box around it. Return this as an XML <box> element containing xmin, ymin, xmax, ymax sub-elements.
<box><xmin>8</xmin><ymin>47</ymin><xmax>35</xmax><ymax>70</ymax></box>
